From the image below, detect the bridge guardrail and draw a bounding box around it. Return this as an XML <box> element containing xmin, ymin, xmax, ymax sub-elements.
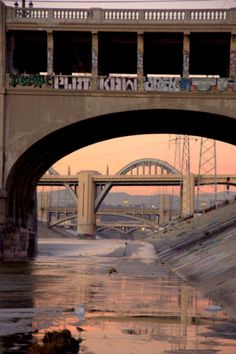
<box><xmin>38</xmin><ymin>173</ymin><xmax>236</xmax><ymax>186</ymax></box>
<box><xmin>6</xmin><ymin>7</ymin><xmax>233</xmax><ymax>24</ymax></box>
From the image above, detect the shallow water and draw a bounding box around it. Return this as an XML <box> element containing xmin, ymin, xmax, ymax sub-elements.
<box><xmin>0</xmin><ymin>237</ymin><xmax>236</xmax><ymax>353</ymax></box>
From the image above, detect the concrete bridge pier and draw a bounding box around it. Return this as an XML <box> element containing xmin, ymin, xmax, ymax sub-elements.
<box><xmin>0</xmin><ymin>190</ymin><xmax>6</xmax><ymax>223</ymax></box>
<box><xmin>77</xmin><ymin>171</ymin><xmax>98</xmax><ymax>238</ymax></box>
<box><xmin>181</xmin><ymin>173</ymin><xmax>195</xmax><ymax>217</ymax></box>
<box><xmin>159</xmin><ymin>194</ymin><xmax>170</xmax><ymax>226</ymax></box>
<box><xmin>0</xmin><ymin>190</ymin><xmax>7</xmax><ymax>257</ymax></box>
<box><xmin>0</xmin><ymin>191</ymin><xmax>38</xmax><ymax>260</ymax></box>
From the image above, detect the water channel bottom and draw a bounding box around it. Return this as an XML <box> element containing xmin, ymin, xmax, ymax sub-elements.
<box><xmin>0</xmin><ymin>236</ymin><xmax>235</xmax><ymax>353</ymax></box>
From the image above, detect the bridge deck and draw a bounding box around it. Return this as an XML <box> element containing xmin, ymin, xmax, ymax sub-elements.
<box><xmin>39</xmin><ymin>173</ymin><xmax>236</xmax><ymax>186</ymax></box>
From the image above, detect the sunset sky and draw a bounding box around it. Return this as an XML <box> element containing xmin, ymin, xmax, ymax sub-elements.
<box><xmin>54</xmin><ymin>134</ymin><xmax>236</xmax><ymax>175</ymax></box>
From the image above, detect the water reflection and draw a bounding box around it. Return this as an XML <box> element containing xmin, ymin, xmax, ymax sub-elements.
<box><xmin>0</xmin><ymin>237</ymin><xmax>235</xmax><ymax>353</ymax></box>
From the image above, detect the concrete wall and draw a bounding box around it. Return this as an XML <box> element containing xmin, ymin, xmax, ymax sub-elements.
<box><xmin>5</xmin><ymin>90</ymin><xmax>236</xmax><ymax>178</ymax></box>
<box><xmin>1</xmin><ymin>89</ymin><xmax>236</xmax><ymax>258</ymax></box>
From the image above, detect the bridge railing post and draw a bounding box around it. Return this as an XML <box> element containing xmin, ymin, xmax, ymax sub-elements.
<box><xmin>229</xmin><ymin>8</ymin><xmax>236</xmax><ymax>23</ymax></box>
<box><xmin>90</xmin><ymin>8</ymin><xmax>102</xmax><ymax>23</ymax></box>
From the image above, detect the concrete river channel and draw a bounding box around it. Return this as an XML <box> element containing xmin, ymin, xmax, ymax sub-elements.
<box><xmin>0</xmin><ymin>231</ymin><xmax>236</xmax><ymax>353</ymax></box>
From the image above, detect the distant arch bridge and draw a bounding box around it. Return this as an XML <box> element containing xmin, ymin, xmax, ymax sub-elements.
<box><xmin>43</xmin><ymin>157</ymin><xmax>179</xmax><ymax>229</ymax></box>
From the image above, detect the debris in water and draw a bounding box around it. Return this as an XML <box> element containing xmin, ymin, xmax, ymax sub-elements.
<box><xmin>108</xmin><ymin>267</ymin><xmax>117</xmax><ymax>274</ymax></box>
<box><xmin>27</xmin><ymin>329</ymin><xmax>82</xmax><ymax>354</ymax></box>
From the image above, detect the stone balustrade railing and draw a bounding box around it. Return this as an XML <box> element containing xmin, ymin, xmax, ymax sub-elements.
<box><xmin>6</xmin><ymin>7</ymin><xmax>234</xmax><ymax>24</ymax></box>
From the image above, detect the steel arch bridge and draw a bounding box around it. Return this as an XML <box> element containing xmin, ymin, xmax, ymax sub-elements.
<box><xmin>45</xmin><ymin>157</ymin><xmax>180</xmax><ymax>229</ymax></box>
<box><xmin>95</xmin><ymin>158</ymin><xmax>180</xmax><ymax>211</ymax></box>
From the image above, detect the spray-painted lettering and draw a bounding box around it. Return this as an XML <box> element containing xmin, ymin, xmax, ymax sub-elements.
<box><xmin>10</xmin><ymin>74</ymin><xmax>51</xmax><ymax>88</ymax></box>
<box><xmin>144</xmin><ymin>77</ymin><xmax>181</xmax><ymax>92</ymax></box>
<box><xmin>191</xmin><ymin>78</ymin><xmax>216</xmax><ymax>92</ymax></box>
<box><xmin>9</xmin><ymin>74</ymin><xmax>236</xmax><ymax>93</ymax></box>
<box><xmin>53</xmin><ymin>76</ymin><xmax>91</xmax><ymax>90</ymax></box>
<box><xmin>99</xmin><ymin>77</ymin><xmax>138</xmax><ymax>91</ymax></box>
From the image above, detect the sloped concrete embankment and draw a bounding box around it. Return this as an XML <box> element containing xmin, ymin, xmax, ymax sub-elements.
<box><xmin>149</xmin><ymin>201</ymin><xmax>236</xmax><ymax>321</ymax></box>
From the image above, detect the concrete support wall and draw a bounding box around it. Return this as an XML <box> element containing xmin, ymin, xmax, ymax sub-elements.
<box><xmin>159</xmin><ymin>194</ymin><xmax>170</xmax><ymax>225</ymax></box>
<box><xmin>0</xmin><ymin>3</ymin><xmax>6</xmax><ymax>225</ymax></box>
<box><xmin>0</xmin><ymin>2</ymin><xmax>5</xmax><ymax>87</ymax></box>
<box><xmin>91</xmin><ymin>31</ymin><xmax>98</xmax><ymax>90</ymax></box>
<box><xmin>137</xmin><ymin>32</ymin><xmax>144</xmax><ymax>89</ymax></box>
<box><xmin>183</xmin><ymin>32</ymin><xmax>190</xmax><ymax>78</ymax></box>
<box><xmin>47</xmin><ymin>30</ymin><xmax>54</xmax><ymax>76</ymax></box>
<box><xmin>230</xmin><ymin>33</ymin><xmax>236</xmax><ymax>77</ymax></box>
<box><xmin>0</xmin><ymin>93</ymin><xmax>5</xmax><ymax>192</ymax></box>
<box><xmin>181</xmin><ymin>173</ymin><xmax>195</xmax><ymax>217</ymax></box>
<box><xmin>7</xmin><ymin>33</ymin><xmax>16</xmax><ymax>74</ymax></box>
<box><xmin>77</xmin><ymin>171</ymin><xmax>97</xmax><ymax>238</ymax></box>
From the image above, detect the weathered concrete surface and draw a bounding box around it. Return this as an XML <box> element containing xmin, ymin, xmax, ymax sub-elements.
<box><xmin>148</xmin><ymin>201</ymin><xmax>236</xmax><ymax>321</ymax></box>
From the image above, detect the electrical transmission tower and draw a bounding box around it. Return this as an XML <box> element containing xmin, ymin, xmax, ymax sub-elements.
<box><xmin>170</xmin><ymin>135</ymin><xmax>190</xmax><ymax>176</ymax></box>
<box><xmin>170</xmin><ymin>134</ymin><xmax>191</xmax><ymax>217</ymax></box>
<box><xmin>170</xmin><ymin>135</ymin><xmax>182</xmax><ymax>217</ymax></box>
<box><xmin>181</xmin><ymin>135</ymin><xmax>190</xmax><ymax>177</ymax></box>
<box><xmin>171</xmin><ymin>135</ymin><xmax>181</xmax><ymax>173</ymax></box>
<box><xmin>197</xmin><ymin>138</ymin><xmax>217</xmax><ymax>211</ymax></box>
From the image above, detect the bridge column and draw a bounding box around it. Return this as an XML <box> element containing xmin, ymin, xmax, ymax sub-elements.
<box><xmin>183</xmin><ymin>32</ymin><xmax>190</xmax><ymax>78</ymax></box>
<box><xmin>159</xmin><ymin>194</ymin><xmax>170</xmax><ymax>226</ymax></box>
<box><xmin>47</xmin><ymin>30</ymin><xmax>54</xmax><ymax>75</ymax></box>
<box><xmin>230</xmin><ymin>33</ymin><xmax>236</xmax><ymax>78</ymax></box>
<box><xmin>0</xmin><ymin>2</ymin><xmax>6</xmax><ymax>86</ymax></box>
<box><xmin>77</xmin><ymin>171</ymin><xmax>97</xmax><ymax>238</ymax></box>
<box><xmin>181</xmin><ymin>173</ymin><xmax>195</xmax><ymax>217</ymax></box>
<box><xmin>0</xmin><ymin>2</ymin><xmax>6</xmax><ymax>225</ymax></box>
<box><xmin>137</xmin><ymin>32</ymin><xmax>144</xmax><ymax>90</ymax></box>
<box><xmin>0</xmin><ymin>189</ymin><xmax>6</xmax><ymax>224</ymax></box>
<box><xmin>91</xmin><ymin>31</ymin><xmax>98</xmax><ymax>90</ymax></box>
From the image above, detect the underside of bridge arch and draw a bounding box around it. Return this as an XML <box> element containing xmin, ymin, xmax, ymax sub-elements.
<box><xmin>4</xmin><ymin>108</ymin><xmax>236</xmax><ymax>257</ymax></box>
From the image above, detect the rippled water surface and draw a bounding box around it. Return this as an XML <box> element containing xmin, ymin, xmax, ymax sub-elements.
<box><xmin>0</xmin><ymin>236</ymin><xmax>236</xmax><ymax>353</ymax></box>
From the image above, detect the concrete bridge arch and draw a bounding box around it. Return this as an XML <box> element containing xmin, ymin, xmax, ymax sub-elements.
<box><xmin>3</xmin><ymin>104</ymin><xmax>236</xmax><ymax>257</ymax></box>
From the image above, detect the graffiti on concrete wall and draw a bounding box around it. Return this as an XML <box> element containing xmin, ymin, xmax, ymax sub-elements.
<box><xmin>144</xmin><ymin>77</ymin><xmax>236</xmax><ymax>92</ymax></box>
<box><xmin>9</xmin><ymin>74</ymin><xmax>236</xmax><ymax>93</ymax></box>
<box><xmin>191</xmin><ymin>78</ymin><xmax>217</xmax><ymax>92</ymax></box>
<box><xmin>191</xmin><ymin>78</ymin><xmax>236</xmax><ymax>92</ymax></box>
<box><xmin>144</xmin><ymin>77</ymin><xmax>181</xmax><ymax>91</ymax></box>
<box><xmin>230</xmin><ymin>51</ymin><xmax>236</xmax><ymax>76</ymax></box>
<box><xmin>92</xmin><ymin>49</ymin><xmax>98</xmax><ymax>70</ymax></box>
<box><xmin>137</xmin><ymin>49</ymin><xmax>143</xmax><ymax>71</ymax></box>
<box><xmin>9</xmin><ymin>74</ymin><xmax>51</xmax><ymax>87</ymax></box>
<box><xmin>53</xmin><ymin>76</ymin><xmax>91</xmax><ymax>90</ymax></box>
<box><xmin>53</xmin><ymin>76</ymin><xmax>138</xmax><ymax>91</ymax></box>
<box><xmin>98</xmin><ymin>77</ymin><xmax>138</xmax><ymax>91</ymax></box>
<box><xmin>183</xmin><ymin>51</ymin><xmax>189</xmax><ymax>73</ymax></box>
